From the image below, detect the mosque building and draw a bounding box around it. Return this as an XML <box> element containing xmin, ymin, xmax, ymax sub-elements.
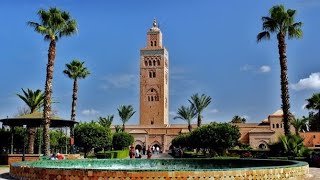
<box><xmin>116</xmin><ymin>20</ymin><xmax>320</xmax><ymax>152</ymax></box>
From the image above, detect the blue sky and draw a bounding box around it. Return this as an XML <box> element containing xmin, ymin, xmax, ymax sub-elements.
<box><xmin>1</xmin><ymin>0</ymin><xmax>320</xmax><ymax>125</ymax></box>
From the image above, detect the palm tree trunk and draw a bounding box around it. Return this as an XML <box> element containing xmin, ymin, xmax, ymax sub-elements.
<box><xmin>43</xmin><ymin>39</ymin><xmax>56</xmax><ymax>156</ymax></box>
<box><xmin>27</xmin><ymin>127</ymin><xmax>36</xmax><ymax>154</ymax></box>
<box><xmin>188</xmin><ymin>124</ymin><xmax>192</xmax><ymax>132</ymax></box>
<box><xmin>277</xmin><ymin>33</ymin><xmax>291</xmax><ymax>136</ymax></box>
<box><xmin>197</xmin><ymin>114</ymin><xmax>201</xmax><ymax>127</ymax></box>
<box><xmin>122</xmin><ymin>123</ymin><xmax>125</xmax><ymax>132</ymax></box>
<box><xmin>318</xmin><ymin>108</ymin><xmax>320</xmax><ymax>131</ymax></box>
<box><xmin>70</xmin><ymin>79</ymin><xmax>78</xmax><ymax>143</ymax></box>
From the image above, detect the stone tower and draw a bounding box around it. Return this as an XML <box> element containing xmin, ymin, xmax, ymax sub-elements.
<box><xmin>140</xmin><ymin>19</ymin><xmax>169</xmax><ymax>126</ymax></box>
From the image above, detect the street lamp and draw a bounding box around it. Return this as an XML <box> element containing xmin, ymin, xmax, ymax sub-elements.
<box><xmin>22</xmin><ymin>124</ymin><xmax>26</xmax><ymax>161</ymax></box>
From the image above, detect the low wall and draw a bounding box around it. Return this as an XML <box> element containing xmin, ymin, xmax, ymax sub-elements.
<box><xmin>0</xmin><ymin>154</ymin><xmax>40</xmax><ymax>165</ymax></box>
<box><xmin>10</xmin><ymin>159</ymin><xmax>309</xmax><ymax>180</ymax></box>
<box><xmin>10</xmin><ymin>165</ymin><xmax>309</xmax><ymax>180</ymax></box>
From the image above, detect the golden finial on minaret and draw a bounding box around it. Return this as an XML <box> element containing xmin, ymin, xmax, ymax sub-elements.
<box><xmin>153</xmin><ymin>18</ymin><xmax>157</xmax><ymax>27</ymax></box>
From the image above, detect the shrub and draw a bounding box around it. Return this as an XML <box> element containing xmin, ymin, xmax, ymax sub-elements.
<box><xmin>112</xmin><ymin>132</ymin><xmax>134</xmax><ymax>150</ymax></box>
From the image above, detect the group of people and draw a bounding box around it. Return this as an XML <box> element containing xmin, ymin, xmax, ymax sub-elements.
<box><xmin>50</xmin><ymin>153</ymin><xmax>65</xmax><ymax>160</ymax></box>
<box><xmin>129</xmin><ymin>145</ymin><xmax>153</xmax><ymax>159</ymax></box>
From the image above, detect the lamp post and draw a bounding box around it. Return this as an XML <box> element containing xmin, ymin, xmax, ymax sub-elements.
<box><xmin>22</xmin><ymin>125</ymin><xmax>26</xmax><ymax>161</ymax></box>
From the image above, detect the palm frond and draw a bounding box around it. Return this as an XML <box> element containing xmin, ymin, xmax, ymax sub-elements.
<box><xmin>28</xmin><ymin>7</ymin><xmax>78</xmax><ymax>41</ymax></box>
<box><xmin>256</xmin><ymin>31</ymin><xmax>270</xmax><ymax>42</ymax></box>
<box><xmin>261</xmin><ymin>16</ymin><xmax>278</xmax><ymax>32</ymax></box>
<box><xmin>63</xmin><ymin>60</ymin><xmax>90</xmax><ymax>80</ymax></box>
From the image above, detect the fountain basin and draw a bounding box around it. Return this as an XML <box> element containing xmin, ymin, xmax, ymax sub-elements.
<box><xmin>10</xmin><ymin>158</ymin><xmax>308</xmax><ymax>179</ymax></box>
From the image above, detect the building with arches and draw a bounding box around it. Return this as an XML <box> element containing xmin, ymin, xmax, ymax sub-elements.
<box><xmin>113</xmin><ymin>20</ymin><xmax>320</xmax><ymax>152</ymax></box>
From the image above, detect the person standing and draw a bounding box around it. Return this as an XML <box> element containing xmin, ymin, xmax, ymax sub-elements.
<box><xmin>142</xmin><ymin>146</ymin><xmax>146</xmax><ymax>155</ymax></box>
<box><xmin>147</xmin><ymin>146</ymin><xmax>152</xmax><ymax>159</ymax></box>
<box><xmin>129</xmin><ymin>145</ymin><xmax>135</xmax><ymax>159</ymax></box>
<box><xmin>135</xmin><ymin>148</ymin><xmax>141</xmax><ymax>158</ymax></box>
<box><xmin>152</xmin><ymin>146</ymin><xmax>155</xmax><ymax>154</ymax></box>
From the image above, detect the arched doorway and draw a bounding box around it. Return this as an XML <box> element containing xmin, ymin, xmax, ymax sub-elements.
<box><xmin>150</xmin><ymin>141</ymin><xmax>161</xmax><ymax>154</ymax></box>
<box><xmin>135</xmin><ymin>144</ymin><xmax>142</xmax><ymax>151</ymax></box>
<box><xmin>258</xmin><ymin>141</ymin><xmax>268</xmax><ymax>150</ymax></box>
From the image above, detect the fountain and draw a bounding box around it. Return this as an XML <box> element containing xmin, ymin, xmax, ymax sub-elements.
<box><xmin>10</xmin><ymin>158</ymin><xmax>308</xmax><ymax>179</ymax></box>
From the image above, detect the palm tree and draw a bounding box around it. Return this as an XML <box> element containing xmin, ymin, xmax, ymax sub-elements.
<box><xmin>230</xmin><ymin>115</ymin><xmax>246</xmax><ymax>123</ymax></box>
<box><xmin>279</xmin><ymin>135</ymin><xmax>308</xmax><ymax>157</ymax></box>
<box><xmin>174</xmin><ymin>105</ymin><xmax>196</xmax><ymax>132</ymax></box>
<box><xmin>188</xmin><ymin>93</ymin><xmax>212</xmax><ymax>127</ymax></box>
<box><xmin>63</xmin><ymin>60</ymin><xmax>90</xmax><ymax>142</ymax></box>
<box><xmin>306</xmin><ymin>93</ymin><xmax>320</xmax><ymax>131</ymax></box>
<box><xmin>98</xmin><ymin>115</ymin><xmax>114</xmax><ymax>129</ymax></box>
<box><xmin>17</xmin><ymin>88</ymin><xmax>44</xmax><ymax>154</ymax></box>
<box><xmin>290</xmin><ymin>117</ymin><xmax>309</xmax><ymax>135</ymax></box>
<box><xmin>257</xmin><ymin>5</ymin><xmax>303</xmax><ymax>135</ymax></box>
<box><xmin>117</xmin><ymin>105</ymin><xmax>136</xmax><ymax>131</ymax></box>
<box><xmin>28</xmin><ymin>7</ymin><xmax>77</xmax><ymax>156</ymax></box>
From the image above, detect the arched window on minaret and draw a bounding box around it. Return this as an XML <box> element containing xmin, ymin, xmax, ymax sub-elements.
<box><xmin>157</xmin><ymin>60</ymin><xmax>160</xmax><ymax>66</ymax></box>
<box><xmin>151</xmin><ymin>41</ymin><xmax>153</xmax><ymax>47</ymax></box>
<box><xmin>149</xmin><ymin>60</ymin><xmax>152</xmax><ymax>66</ymax></box>
<box><xmin>147</xmin><ymin>88</ymin><xmax>158</xmax><ymax>102</ymax></box>
<box><xmin>149</xmin><ymin>71</ymin><xmax>152</xmax><ymax>78</ymax></box>
<box><xmin>153</xmin><ymin>60</ymin><xmax>156</xmax><ymax>66</ymax></box>
<box><xmin>145</xmin><ymin>61</ymin><xmax>148</xmax><ymax>66</ymax></box>
<box><xmin>153</xmin><ymin>71</ymin><xmax>156</xmax><ymax>78</ymax></box>
<box><xmin>154</xmin><ymin>41</ymin><xmax>157</xmax><ymax>46</ymax></box>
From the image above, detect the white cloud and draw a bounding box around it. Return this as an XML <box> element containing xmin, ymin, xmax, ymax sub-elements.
<box><xmin>102</xmin><ymin>74</ymin><xmax>138</xmax><ymax>89</ymax></box>
<box><xmin>81</xmin><ymin>109</ymin><xmax>100</xmax><ymax>116</ymax></box>
<box><xmin>169</xmin><ymin>111</ymin><xmax>176</xmax><ymax>116</ymax></box>
<box><xmin>240</xmin><ymin>64</ymin><xmax>253</xmax><ymax>71</ymax></box>
<box><xmin>242</xmin><ymin>115</ymin><xmax>250</xmax><ymax>120</ymax></box>
<box><xmin>240</xmin><ymin>64</ymin><xmax>271</xmax><ymax>73</ymax></box>
<box><xmin>301</xmin><ymin>103</ymin><xmax>307</xmax><ymax>110</ymax></box>
<box><xmin>208</xmin><ymin>109</ymin><xmax>219</xmax><ymax>113</ymax></box>
<box><xmin>291</xmin><ymin>72</ymin><xmax>320</xmax><ymax>91</ymax></box>
<box><xmin>259</xmin><ymin>65</ymin><xmax>271</xmax><ymax>73</ymax></box>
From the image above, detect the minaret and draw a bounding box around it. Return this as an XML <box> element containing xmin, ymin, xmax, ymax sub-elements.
<box><xmin>140</xmin><ymin>19</ymin><xmax>169</xmax><ymax>126</ymax></box>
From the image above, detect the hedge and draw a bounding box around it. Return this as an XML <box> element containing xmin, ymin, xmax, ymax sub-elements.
<box><xmin>96</xmin><ymin>149</ymin><xmax>129</xmax><ymax>159</ymax></box>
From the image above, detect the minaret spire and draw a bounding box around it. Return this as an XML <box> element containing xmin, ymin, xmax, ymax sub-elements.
<box><xmin>153</xmin><ymin>18</ymin><xmax>157</xmax><ymax>27</ymax></box>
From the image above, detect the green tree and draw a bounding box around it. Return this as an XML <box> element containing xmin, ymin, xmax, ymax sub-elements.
<box><xmin>28</xmin><ymin>7</ymin><xmax>78</xmax><ymax>156</ymax></box>
<box><xmin>112</xmin><ymin>132</ymin><xmax>134</xmax><ymax>150</ymax></box>
<box><xmin>114</xmin><ymin>125</ymin><xmax>123</xmax><ymax>133</ymax></box>
<box><xmin>16</xmin><ymin>88</ymin><xmax>44</xmax><ymax>154</ymax></box>
<box><xmin>305</xmin><ymin>112</ymin><xmax>319</xmax><ymax>131</ymax></box>
<box><xmin>63</xmin><ymin>60</ymin><xmax>90</xmax><ymax>141</ymax></box>
<box><xmin>279</xmin><ymin>135</ymin><xmax>309</xmax><ymax>157</ymax></box>
<box><xmin>174</xmin><ymin>105</ymin><xmax>196</xmax><ymax>132</ymax></box>
<box><xmin>0</xmin><ymin>128</ymin><xmax>11</xmax><ymax>153</ymax></box>
<box><xmin>230</xmin><ymin>115</ymin><xmax>246</xmax><ymax>123</ymax></box>
<box><xmin>257</xmin><ymin>5</ymin><xmax>303</xmax><ymax>136</ymax></box>
<box><xmin>98</xmin><ymin>115</ymin><xmax>114</xmax><ymax>129</ymax></box>
<box><xmin>290</xmin><ymin>117</ymin><xmax>309</xmax><ymax>135</ymax></box>
<box><xmin>189</xmin><ymin>123</ymin><xmax>240</xmax><ymax>156</ymax></box>
<box><xmin>74</xmin><ymin>122</ymin><xmax>112</xmax><ymax>158</ymax></box>
<box><xmin>306</xmin><ymin>93</ymin><xmax>320</xmax><ymax>131</ymax></box>
<box><xmin>117</xmin><ymin>105</ymin><xmax>136</xmax><ymax>131</ymax></box>
<box><xmin>188</xmin><ymin>93</ymin><xmax>212</xmax><ymax>127</ymax></box>
<box><xmin>171</xmin><ymin>133</ymin><xmax>190</xmax><ymax>148</ymax></box>
<box><xmin>50</xmin><ymin>129</ymin><xmax>69</xmax><ymax>153</ymax></box>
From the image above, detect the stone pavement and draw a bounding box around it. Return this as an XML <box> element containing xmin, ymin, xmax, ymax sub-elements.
<box><xmin>1</xmin><ymin>155</ymin><xmax>319</xmax><ymax>179</ymax></box>
<box><xmin>0</xmin><ymin>167</ymin><xmax>11</xmax><ymax>180</ymax></box>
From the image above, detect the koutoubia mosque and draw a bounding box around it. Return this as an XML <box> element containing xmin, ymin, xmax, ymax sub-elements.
<box><xmin>119</xmin><ymin>20</ymin><xmax>320</xmax><ymax>152</ymax></box>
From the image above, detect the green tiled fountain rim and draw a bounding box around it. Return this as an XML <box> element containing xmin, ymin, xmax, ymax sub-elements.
<box><xmin>11</xmin><ymin>158</ymin><xmax>308</xmax><ymax>172</ymax></box>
